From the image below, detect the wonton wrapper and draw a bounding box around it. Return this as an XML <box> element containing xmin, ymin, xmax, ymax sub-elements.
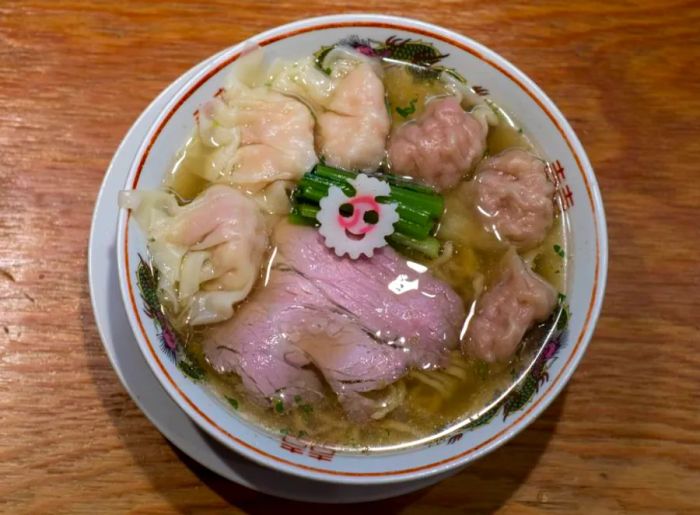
<box><xmin>194</xmin><ymin>50</ymin><xmax>318</xmax><ymax>192</ymax></box>
<box><xmin>120</xmin><ymin>185</ymin><xmax>268</xmax><ymax>325</ymax></box>
<box><xmin>269</xmin><ymin>48</ymin><xmax>391</xmax><ymax>172</ymax></box>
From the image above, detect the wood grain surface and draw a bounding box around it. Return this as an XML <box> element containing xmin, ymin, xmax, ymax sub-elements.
<box><xmin>1</xmin><ymin>0</ymin><xmax>699</xmax><ymax>513</ymax></box>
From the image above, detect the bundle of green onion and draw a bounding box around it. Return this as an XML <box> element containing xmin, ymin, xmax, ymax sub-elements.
<box><xmin>289</xmin><ymin>164</ymin><xmax>444</xmax><ymax>259</ymax></box>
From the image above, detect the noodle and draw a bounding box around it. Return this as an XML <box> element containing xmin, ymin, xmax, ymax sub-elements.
<box><xmin>316</xmin><ymin>411</ymin><xmax>342</xmax><ymax>428</ymax></box>
<box><xmin>445</xmin><ymin>364</ymin><xmax>469</xmax><ymax>380</ymax></box>
<box><xmin>434</xmin><ymin>371</ymin><xmax>458</xmax><ymax>390</ymax></box>
<box><xmin>410</xmin><ymin>371</ymin><xmax>453</xmax><ymax>397</ymax></box>
<box><xmin>370</xmin><ymin>382</ymin><xmax>407</xmax><ymax>420</ymax></box>
<box><xmin>291</xmin><ymin>409</ymin><xmax>310</xmax><ymax>434</ymax></box>
<box><xmin>429</xmin><ymin>240</ymin><xmax>454</xmax><ymax>268</ymax></box>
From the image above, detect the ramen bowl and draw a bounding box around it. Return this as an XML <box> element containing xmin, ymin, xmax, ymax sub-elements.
<box><xmin>117</xmin><ymin>14</ymin><xmax>607</xmax><ymax>485</ymax></box>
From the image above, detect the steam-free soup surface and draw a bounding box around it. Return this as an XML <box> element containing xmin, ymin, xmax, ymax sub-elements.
<box><xmin>161</xmin><ymin>59</ymin><xmax>567</xmax><ymax>452</ymax></box>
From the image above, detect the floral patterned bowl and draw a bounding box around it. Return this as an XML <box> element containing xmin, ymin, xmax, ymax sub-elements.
<box><xmin>117</xmin><ymin>14</ymin><xmax>607</xmax><ymax>485</ymax></box>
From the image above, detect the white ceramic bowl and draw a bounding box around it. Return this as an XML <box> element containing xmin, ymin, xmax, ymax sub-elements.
<box><xmin>117</xmin><ymin>14</ymin><xmax>607</xmax><ymax>485</ymax></box>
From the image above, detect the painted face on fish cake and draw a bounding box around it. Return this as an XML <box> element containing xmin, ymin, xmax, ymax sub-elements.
<box><xmin>337</xmin><ymin>195</ymin><xmax>382</xmax><ymax>240</ymax></box>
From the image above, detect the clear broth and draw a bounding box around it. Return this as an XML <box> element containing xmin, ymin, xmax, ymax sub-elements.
<box><xmin>161</xmin><ymin>59</ymin><xmax>568</xmax><ymax>452</ymax></box>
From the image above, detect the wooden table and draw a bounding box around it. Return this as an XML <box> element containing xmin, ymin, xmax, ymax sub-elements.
<box><xmin>1</xmin><ymin>1</ymin><xmax>699</xmax><ymax>512</ymax></box>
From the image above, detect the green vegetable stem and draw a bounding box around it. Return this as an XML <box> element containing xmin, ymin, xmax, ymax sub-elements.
<box><xmin>290</xmin><ymin>164</ymin><xmax>444</xmax><ymax>259</ymax></box>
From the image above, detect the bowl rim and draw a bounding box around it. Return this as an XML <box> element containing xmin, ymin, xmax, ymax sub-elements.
<box><xmin>116</xmin><ymin>13</ymin><xmax>608</xmax><ymax>485</ymax></box>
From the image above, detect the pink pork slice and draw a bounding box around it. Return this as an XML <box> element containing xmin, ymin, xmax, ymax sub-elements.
<box><xmin>204</xmin><ymin>222</ymin><xmax>465</xmax><ymax>418</ymax></box>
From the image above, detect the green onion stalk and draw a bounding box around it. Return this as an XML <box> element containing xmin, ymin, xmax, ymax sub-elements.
<box><xmin>290</xmin><ymin>164</ymin><xmax>445</xmax><ymax>259</ymax></box>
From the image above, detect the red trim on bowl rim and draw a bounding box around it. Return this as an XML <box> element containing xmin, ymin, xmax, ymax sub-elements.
<box><xmin>124</xmin><ymin>20</ymin><xmax>601</xmax><ymax>478</ymax></box>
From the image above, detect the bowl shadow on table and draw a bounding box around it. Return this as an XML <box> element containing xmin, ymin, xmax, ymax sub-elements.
<box><xmin>189</xmin><ymin>380</ymin><xmax>567</xmax><ymax>511</ymax></box>
<box><xmin>80</xmin><ymin>253</ymin><xmax>432</xmax><ymax>505</ymax></box>
<box><xmin>80</xmin><ymin>250</ymin><xmax>564</xmax><ymax>510</ymax></box>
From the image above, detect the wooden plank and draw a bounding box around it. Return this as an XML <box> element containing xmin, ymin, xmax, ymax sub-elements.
<box><xmin>0</xmin><ymin>0</ymin><xmax>698</xmax><ymax>512</ymax></box>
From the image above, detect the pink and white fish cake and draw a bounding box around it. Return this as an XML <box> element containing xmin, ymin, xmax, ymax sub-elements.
<box><xmin>317</xmin><ymin>174</ymin><xmax>399</xmax><ymax>259</ymax></box>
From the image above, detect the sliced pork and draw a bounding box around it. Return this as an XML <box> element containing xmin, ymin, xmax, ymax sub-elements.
<box><xmin>272</xmin><ymin>222</ymin><xmax>464</xmax><ymax>368</ymax></box>
<box><xmin>388</xmin><ymin>97</ymin><xmax>488</xmax><ymax>191</ymax></box>
<box><xmin>463</xmin><ymin>249</ymin><xmax>557</xmax><ymax>363</ymax></box>
<box><xmin>204</xmin><ymin>222</ymin><xmax>464</xmax><ymax>419</ymax></box>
